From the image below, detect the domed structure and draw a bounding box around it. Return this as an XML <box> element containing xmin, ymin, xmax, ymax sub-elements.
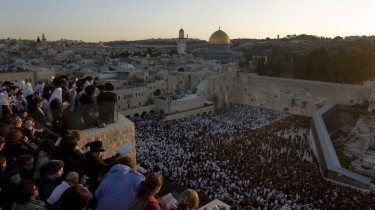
<box><xmin>193</xmin><ymin>28</ymin><xmax>243</xmax><ymax>62</ymax></box>
<box><xmin>208</xmin><ymin>29</ymin><xmax>230</xmax><ymax>45</ymax></box>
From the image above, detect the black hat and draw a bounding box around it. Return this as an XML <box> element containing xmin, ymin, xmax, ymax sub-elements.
<box><xmin>41</xmin><ymin>160</ymin><xmax>64</xmax><ymax>175</ymax></box>
<box><xmin>90</xmin><ymin>140</ymin><xmax>105</xmax><ymax>152</ymax></box>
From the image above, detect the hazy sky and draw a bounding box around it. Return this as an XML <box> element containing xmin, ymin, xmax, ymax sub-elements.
<box><xmin>1</xmin><ymin>0</ymin><xmax>374</xmax><ymax>42</ymax></box>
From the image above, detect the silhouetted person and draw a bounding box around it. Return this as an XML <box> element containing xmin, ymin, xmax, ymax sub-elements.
<box><xmin>97</xmin><ymin>83</ymin><xmax>117</xmax><ymax>124</ymax></box>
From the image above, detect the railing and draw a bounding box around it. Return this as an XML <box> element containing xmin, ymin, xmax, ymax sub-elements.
<box><xmin>310</xmin><ymin>102</ymin><xmax>372</xmax><ymax>189</ymax></box>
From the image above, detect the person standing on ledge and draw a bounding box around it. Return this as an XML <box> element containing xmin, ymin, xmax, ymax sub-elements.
<box><xmin>96</xmin><ymin>83</ymin><xmax>117</xmax><ymax>124</ymax></box>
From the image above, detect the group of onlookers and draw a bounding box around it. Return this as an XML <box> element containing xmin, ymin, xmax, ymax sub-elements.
<box><xmin>0</xmin><ymin>76</ymin><xmax>117</xmax><ymax>136</ymax></box>
<box><xmin>0</xmin><ymin>78</ymin><xmax>203</xmax><ymax>210</ymax></box>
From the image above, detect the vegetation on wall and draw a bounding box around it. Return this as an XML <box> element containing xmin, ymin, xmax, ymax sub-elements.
<box><xmin>238</xmin><ymin>35</ymin><xmax>375</xmax><ymax>84</ymax></box>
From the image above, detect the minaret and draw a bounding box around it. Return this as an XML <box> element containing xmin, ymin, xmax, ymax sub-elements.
<box><xmin>179</xmin><ymin>28</ymin><xmax>184</xmax><ymax>39</ymax></box>
<box><xmin>40</xmin><ymin>33</ymin><xmax>47</xmax><ymax>47</ymax></box>
<box><xmin>177</xmin><ymin>28</ymin><xmax>187</xmax><ymax>54</ymax></box>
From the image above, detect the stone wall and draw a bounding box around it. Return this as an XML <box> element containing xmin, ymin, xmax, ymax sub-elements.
<box><xmin>233</xmin><ymin>74</ymin><xmax>371</xmax><ymax>116</ymax></box>
<box><xmin>80</xmin><ymin>114</ymin><xmax>136</xmax><ymax>161</ymax></box>
<box><xmin>164</xmin><ymin>105</ymin><xmax>214</xmax><ymax>121</ymax></box>
<box><xmin>0</xmin><ymin>71</ymin><xmax>36</xmax><ymax>84</ymax></box>
<box><xmin>120</xmin><ymin>105</ymin><xmax>157</xmax><ymax>117</ymax></box>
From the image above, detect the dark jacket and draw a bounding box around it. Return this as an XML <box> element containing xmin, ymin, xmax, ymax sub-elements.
<box><xmin>82</xmin><ymin>152</ymin><xmax>106</xmax><ymax>193</ymax></box>
<box><xmin>97</xmin><ymin>91</ymin><xmax>117</xmax><ymax>124</ymax></box>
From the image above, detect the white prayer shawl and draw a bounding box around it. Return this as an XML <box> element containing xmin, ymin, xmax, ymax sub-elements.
<box><xmin>22</xmin><ymin>82</ymin><xmax>34</xmax><ymax>97</ymax></box>
<box><xmin>0</xmin><ymin>92</ymin><xmax>10</xmax><ymax>106</ymax></box>
<box><xmin>67</xmin><ymin>89</ymin><xmax>77</xmax><ymax>112</ymax></box>
<box><xmin>47</xmin><ymin>87</ymin><xmax>62</xmax><ymax>121</ymax></box>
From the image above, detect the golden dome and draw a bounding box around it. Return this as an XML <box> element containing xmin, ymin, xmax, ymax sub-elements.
<box><xmin>208</xmin><ymin>29</ymin><xmax>230</xmax><ymax>45</ymax></box>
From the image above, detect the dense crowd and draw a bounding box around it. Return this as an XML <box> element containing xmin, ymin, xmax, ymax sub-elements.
<box><xmin>0</xmin><ymin>77</ymin><xmax>145</xmax><ymax>210</ymax></box>
<box><xmin>1</xmin><ymin>74</ymin><xmax>374</xmax><ymax>210</ymax></box>
<box><xmin>131</xmin><ymin>104</ymin><xmax>375</xmax><ymax>210</ymax></box>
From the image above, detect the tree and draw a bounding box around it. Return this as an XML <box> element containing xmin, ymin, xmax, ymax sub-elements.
<box><xmin>333</xmin><ymin>36</ymin><xmax>343</xmax><ymax>40</ymax></box>
<box><xmin>37</xmin><ymin>36</ymin><xmax>41</xmax><ymax>42</ymax></box>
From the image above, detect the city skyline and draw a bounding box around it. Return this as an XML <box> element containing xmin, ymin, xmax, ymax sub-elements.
<box><xmin>1</xmin><ymin>0</ymin><xmax>375</xmax><ymax>42</ymax></box>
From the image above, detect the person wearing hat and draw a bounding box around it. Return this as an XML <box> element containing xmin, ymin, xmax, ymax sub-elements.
<box><xmin>82</xmin><ymin>140</ymin><xmax>107</xmax><ymax>208</ymax></box>
<box><xmin>39</xmin><ymin>160</ymin><xmax>64</xmax><ymax>202</ymax></box>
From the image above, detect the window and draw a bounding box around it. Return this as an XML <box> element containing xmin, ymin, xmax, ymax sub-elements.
<box><xmin>118</xmin><ymin>96</ymin><xmax>120</xmax><ymax>100</ymax></box>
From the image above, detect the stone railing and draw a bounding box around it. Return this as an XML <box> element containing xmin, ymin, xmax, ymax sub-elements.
<box><xmin>80</xmin><ymin>114</ymin><xmax>136</xmax><ymax>160</ymax></box>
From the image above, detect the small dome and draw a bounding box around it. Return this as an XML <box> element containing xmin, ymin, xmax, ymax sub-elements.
<box><xmin>179</xmin><ymin>28</ymin><xmax>184</xmax><ymax>32</ymax></box>
<box><xmin>119</xmin><ymin>62</ymin><xmax>135</xmax><ymax>70</ymax></box>
<box><xmin>209</xmin><ymin>29</ymin><xmax>230</xmax><ymax>45</ymax></box>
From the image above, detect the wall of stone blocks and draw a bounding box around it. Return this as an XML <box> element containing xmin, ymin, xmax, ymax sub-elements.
<box><xmin>164</xmin><ymin>106</ymin><xmax>214</xmax><ymax>121</ymax></box>
<box><xmin>0</xmin><ymin>71</ymin><xmax>36</xmax><ymax>84</ymax></box>
<box><xmin>80</xmin><ymin>114</ymin><xmax>137</xmax><ymax>161</ymax></box>
<box><xmin>170</xmin><ymin>96</ymin><xmax>204</xmax><ymax>113</ymax></box>
<box><xmin>233</xmin><ymin>74</ymin><xmax>371</xmax><ymax>116</ymax></box>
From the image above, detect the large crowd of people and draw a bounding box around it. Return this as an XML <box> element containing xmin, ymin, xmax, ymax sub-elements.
<box><xmin>131</xmin><ymin>104</ymin><xmax>375</xmax><ymax>209</ymax></box>
<box><xmin>0</xmin><ymin>75</ymin><xmax>374</xmax><ymax>210</ymax></box>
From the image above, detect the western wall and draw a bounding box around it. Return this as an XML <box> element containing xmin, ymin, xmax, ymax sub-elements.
<box><xmin>231</xmin><ymin>74</ymin><xmax>374</xmax><ymax>116</ymax></box>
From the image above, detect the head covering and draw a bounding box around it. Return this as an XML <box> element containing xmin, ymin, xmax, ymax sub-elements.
<box><xmin>89</xmin><ymin>140</ymin><xmax>105</xmax><ymax>152</ymax></box>
<box><xmin>22</xmin><ymin>82</ymin><xmax>34</xmax><ymax>97</ymax></box>
<box><xmin>0</xmin><ymin>92</ymin><xmax>10</xmax><ymax>106</ymax></box>
<box><xmin>16</xmin><ymin>81</ymin><xmax>25</xmax><ymax>90</ymax></box>
<box><xmin>47</xmin><ymin>87</ymin><xmax>62</xmax><ymax>120</ymax></box>
<box><xmin>49</xmin><ymin>87</ymin><xmax>62</xmax><ymax>104</ymax></box>
<box><xmin>41</xmin><ymin>160</ymin><xmax>64</xmax><ymax>175</ymax></box>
